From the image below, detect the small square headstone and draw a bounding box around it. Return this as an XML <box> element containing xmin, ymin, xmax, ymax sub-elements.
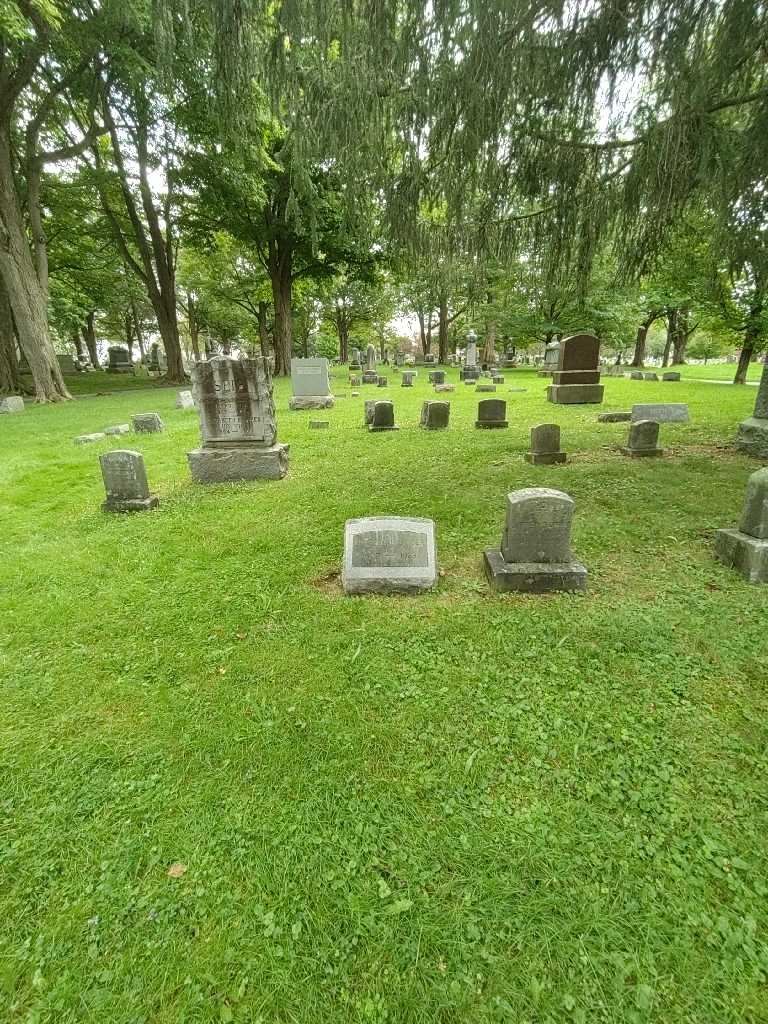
<box><xmin>420</xmin><ymin>400</ymin><xmax>450</xmax><ymax>430</ymax></box>
<box><xmin>621</xmin><ymin>419</ymin><xmax>663</xmax><ymax>457</ymax></box>
<box><xmin>100</xmin><ymin>449</ymin><xmax>159</xmax><ymax>513</ymax></box>
<box><xmin>630</xmin><ymin>370</ymin><xmax>644</xmax><ymax>380</ymax></box>
<box><xmin>342</xmin><ymin>517</ymin><xmax>437</xmax><ymax>594</ymax></box>
<box><xmin>377</xmin><ymin>375</ymin><xmax>388</xmax><ymax>387</ymax></box>
<box><xmin>104</xmin><ymin>423</ymin><xmax>130</xmax><ymax>436</ymax></box>
<box><xmin>631</xmin><ymin>403</ymin><xmax>689</xmax><ymax>423</ymax></box>
<box><xmin>525</xmin><ymin>423</ymin><xmax>566</xmax><ymax>465</ymax></box>
<box><xmin>369</xmin><ymin>401</ymin><xmax>398</xmax><ymax>432</ymax></box>
<box><xmin>643</xmin><ymin>372</ymin><xmax>659</xmax><ymax>381</ymax></box>
<box><xmin>715</xmin><ymin>468</ymin><xmax>768</xmax><ymax>582</ymax></box>
<box><xmin>309</xmin><ymin>420</ymin><xmax>330</xmax><ymax>429</ymax></box>
<box><xmin>0</xmin><ymin>396</ymin><xmax>24</xmax><ymax>414</ymax></box>
<box><xmin>132</xmin><ymin>412</ymin><xmax>164</xmax><ymax>433</ymax></box>
<box><xmin>176</xmin><ymin>390</ymin><xmax>196</xmax><ymax>409</ymax></box>
<box><xmin>75</xmin><ymin>432</ymin><xmax>106</xmax><ymax>445</ymax></box>
<box><xmin>662</xmin><ymin>371</ymin><xmax>681</xmax><ymax>381</ymax></box>
<box><xmin>475</xmin><ymin>399</ymin><xmax>508</xmax><ymax>429</ymax></box>
<box><xmin>484</xmin><ymin>488</ymin><xmax>587</xmax><ymax>593</ymax></box>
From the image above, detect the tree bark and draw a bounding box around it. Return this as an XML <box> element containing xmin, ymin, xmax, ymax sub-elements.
<box><xmin>0</xmin><ymin>275</ymin><xmax>21</xmax><ymax>395</ymax></box>
<box><xmin>269</xmin><ymin>248</ymin><xmax>293</xmax><ymax>375</ymax></box>
<box><xmin>82</xmin><ymin>310</ymin><xmax>100</xmax><ymax>368</ymax></box>
<box><xmin>631</xmin><ymin>311</ymin><xmax>660</xmax><ymax>367</ymax></box>
<box><xmin>662</xmin><ymin>308</ymin><xmax>678</xmax><ymax>367</ymax></box>
<box><xmin>258</xmin><ymin>301</ymin><xmax>270</xmax><ymax>359</ymax></box>
<box><xmin>672</xmin><ymin>307</ymin><xmax>692</xmax><ymax>365</ymax></box>
<box><xmin>0</xmin><ymin>128</ymin><xmax>70</xmax><ymax>401</ymax></box>
<box><xmin>438</xmin><ymin>294</ymin><xmax>449</xmax><ymax>363</ymax></box>
<box><xmin>734</xmin><ymin>298</ymin><xmax>764</xmax><ymax>384</ymax></box>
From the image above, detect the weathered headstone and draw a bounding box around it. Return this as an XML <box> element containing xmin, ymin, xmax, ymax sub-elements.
<box><xmin>662</xmin><ymin>371</ymin><xmax>681</xmax><ymax>381</ymax></box>
<box><xmin>100</xmin><ymin>450</ymin><xmax>159</xmax><ymax>513</ymax></box>
<box><xmin>187</xmin><ymin>355</ymin><xmax>288</xmax><ymax>482</ymax></box>
<box><xmin>401</xmin><ymin>371</ymin><xmax>415</xmax><ymax>387</ymax></box>
<box><xmin>547</xmin><ymin>334</ymin><xmax>604</xmax><ymax>405</ymax></box>
<box><xmin>525</xmin><ymin>423</ymin><xmax>566</xmax><ymax>465</ymax></box>
<box><xmin>57</xmin><ymin>354</ymin><xmax>76</xmax><ymax>374</ymax></box>
<box><xmin>475</xmin><ymin>399</ymin><xmax>508</xmax><ymax>429</ymax></box>
<box><xmin>350</xmin><ymin>347</ymin><xmax>362</xmax><ymax>370</ymax></box>
<box><xmin>461</xmin><ymin>330</ymin><xmax>481</xmax><ymax>381</ymax></box>
<box><xmin>175</xmin><ymin>390</ymin><xmax>196</xmax><ymax>410</ymax></box>
<box><xmin>362</xmin><ymin>344</ymin><xmax>378</xmax><ymax>384</ymax></box>
<box><xmin>643</xmin><ymin>371</ymin><xmax>659</xmax><ymax>381</ymax></box>
<box><xmin>104</xmin><ymin>423</ymin><xmax>130</xmax><ymax>436</ymax></box>
<box><xmin>598</xmin><ymin>411</ymin><xmax>632</xmax><ymax>423</ymax></box>
<box><xmin>289</xmin><ymin>357</ymin><xmax>334</xmax><ymax>409</ymax></box>
<box><xmin>492</xmin><ymin>374</ymin><xmax>505</xmax><ymax>384</ymax></box>
<box><xmin>342</xmin><ymin>517</ymin><xmax>437</xmax><ymax>595</ymax></box>
<box><xmin>538</xmin><ymin>340</ymin><xmax>561</xmax><ymax>378</ymax></box>
<box><xmin>715</xmin><ymin>468</ymin><xmax>768</xmax><ymax>583</ymax></box>
<box><xmin>424</xmin><ymin>353</ymin><xmax>437</xmax><ymax>366</ymax></box>
<box><xmin>428</xmin><ymin>370</ymin><xmax>445</xmax><ymax>385</ymax></box>
<box><xmin>631</xmin><ymin>403</ymin><xmax>689</xmax><ymax>423</ymax></box>
<box><xmin>621</xmin><ymin>419</ymin><xmax>663</xmax><ymax>458</ymax></box>
<box><xmin>630</xmin><ymin>370</ymin><xmax>644</xmax><ymax>380</ymax></box>
<box><xmin>420</xmin><ymin>400</ymin><xmax>450</xmax><ymax>430</ymax></box>
<box><xmin>735</xmin><ymin>360</ymin><xmax>768</xmax><ymax>459</ymax></box>
<box><xmin>132</xmin><ymin>412</ymin><xmax>164</xmax><ymax>433</ymax></box>
<box><xmin>368</xmin><ymin>400</ymin><xmax>398</xmax><ymax>432</ymax></box>
<box><xmin>107</xmin><ymin>345</ymin><xmax>133</xmax><ymax>374</ymax></box>
<box><xmin>0</xmin><ymin>396</ymin><xmax>24</xmax><ymax>414</ymax></box>
<box><xmin>363</xmin><ymin>399</ymin><xmax>377</xmax><ymax>426</ymax></box>
<box><xmin>476</xmin><ymin>383</ymin><xmax>497</xmax><ymax>393</ymax></box>
<box><xmin>74</xmin><ymin>432</ymin><xmax>106</xmax><ymax>445</ymax></box>
<box><xmin>309</xmin><ymin>420</ymin><xmax>329</xmax><ymax>429</ymax></box>
<box><xmin>434</xmin><ymin>383</ymin><xmax>455</xmax><ymax>393</ymax></box>
<box><xmin>377</xmin><ymin>375</ymin><xmax>388</xmax><ymax>387</ymax></box>
<box><xmin>350</xmin><ymin>375</ymin><xmax>361</xmax><ymax>387</ymax></box>
<box><xmin>484</xmin><ymin>488</ymin><xmax>587</xmax><ymax>593</ymax></box>
<box><xmin>147</xmin><ymin>342</ymin><xmax>166</xmax><ymax>374</ymax></box>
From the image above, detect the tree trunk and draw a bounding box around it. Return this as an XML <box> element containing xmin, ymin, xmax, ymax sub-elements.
<box><xmin>734</xmin><ymin>300</ymin><xmax>764</xmax><ymax>384</ymax></box>
<box><xmin>672</xmin><ymin>307</ymin><xmax>690</xmax><ymax>365</ymax></box>
<box><xmin>186</xmin><ymin>292</ymin><xmax>201</xmax><ymax>362</ymax></box>
<box><xmin>270</xmin><ymin>253</ymin><xmax>292</xmax><ymax>375</ymax></box>
<box><xmin>258</xmin><ymin>301</ymin><xmax>270</xmax><ymax>359</ymax></box>
<box><xmin>734</xmin><ymin>342</ymin><xmax>754</xmax><ymax>384</ymax></box>
<box><xmin>0</xmin><ymin>275</ymin><xmax>21</xmax><ymax>395</ymax></box>
<box><xmin>438</xmin><ymin>294</ymin><xmax>449</xmax><ymax>363</ymax></box>
<box><xmin>662</xmin><ymin>309</ymin><xmax>677</xmax><ymax>368</ymax></box>
<box><xmin>131</xmin><ymin>297</ymin><xmax>146</xmax><ymax>360</ymax></box>
<box><xmin>630</xmin><ymin>316</ymin><xmax>654</xmax><ymax>367</ymax></box>
<box><xmin>0</xmin><ymin>129</ymin><xmax>70</xmax><ymax>402</ymax></box>
<box><xmin>337</xmin><ymin>315</ymin><xmax>349</xmax><ymax>363</ymax></box>
<box><xmin>83</xmin><ymin>310</ymin><xmax>100</xmax><ymax>368</ymax></box>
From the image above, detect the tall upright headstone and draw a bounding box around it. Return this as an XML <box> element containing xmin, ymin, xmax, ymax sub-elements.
<box><xmin>715</xmin><ymin>468</ymin><xmax>768</xmax><ymax>582</ymax></box>
<box><xmin>483</xmin><ymin>488</ymin><xmax>588</xmax><ymax>593</ymax></box>
<box><xmin>362</xmin><ymin>344</ymin><xmax>378</xmax><ymax>384</ymax></box>
<box><xmin>100</xmin><ymin>450</ymin><xmax>159</xmax><ymax>512</ymax></box>
<box><xmin>107</xmin><ymin>345</ymin><xmax>133</xmax><ymax>374</ymax></box>
<box><xmin>547</xmin><ymin>334</ymin><xmax>604</xmax><ymax>405</ymax></box>
<box><xmin>735</xmin><ymin>360</ymin><xmax>768</xmax><ymax>459</ymax></box>
<box><xmin>538</xmin><ymin>340</ymin><xmax>560</xmax><ymax>378</ymax></box>
<box><xmin>462</xmin><ymin>330</ymin><xmax>481</xmax><ymax>381</ymax></box>
<box><xmin>187</xmin><ymin>355</ymin><xmax>288</xmax><ymax>482</ymax></box>
<box><xmin>289</xmin><ymin>357</ymin><xmax>334</xmax><ymax>409</ymax></box>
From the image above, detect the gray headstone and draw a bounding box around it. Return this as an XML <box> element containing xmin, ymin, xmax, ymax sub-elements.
<box><xmin>187</xmin><ymin>355</ymin><xmax>288</xmax><ymax>482</ymax></box>
<box><xmin>377</xmin><ymin>375</ymin><xmax>388</xmax><ymax>387</ymax></box>
<box><xmin>662</xmin><ymin>372</ymin><xmax>681</xmax><ymax>381</ymax></box>
<box><xmin>363</xmin><ymin>400</ymin><xmax>377</xmax><ymax>426</ymax></box>
<box><xmin>369</xmin><ymin>401</ymin><xmax>398</xmax><ymax>432</ymax></box>
<box><xmin>484</xmin><ymin>488</ymin><xmax>587</xmax><ymax>592</ymax></box>
<box><xmin>735</xmin><ymin>361</ymin><xmax>768</xmax><ymax>459</ymax></box>
<box><xmin>57</xmin><ymin>354</ymin><xmax>76</xmax><ymax>373</ymax></box>
<box><xmin>466</xmin><ymin>339</ymin><xmax>478</xmax><ymax>367</ymax></box>
<box><xmin>365</xmin><ymin>344</ymin><xmax>377</xmax><ymax>371</ymax></box>
<box><xmin>107</xmin><ymin>345</ymin><xmax>133</xmax><ymax>373</ymax></box>
<box><xmin>525</xmin><ymin>423</ymin><xmax>566</xmax><ymax>465</ymax></box>
<box><xmin>739</xmin><ymin>467</ymin><xmax>768</xmax><ymax>540</ymax></box>
<box><xmin>643</xmin><ymin>372</ymin><xmax>659</xmax><ymax>381</ymax></box>
<box><xmin>630</xmin><ymin>371</ymin><xmax>644</xmax><ymax>380</ymax></box>
<box><xmin>74</xmin><ymin>432</ymin><xmax>106</xmax><ymax>445</ymax></box>
<box><xmin>475</xmin><ymin>398</ymin><xmax>508</xmax><ymax>429</ymax></box>
<box><xmin>434</xmin><ymin>383</ymin><xmax>455</xmax><ymax>393</ymax></box>
<box><xmin>420</xmin><ymin>400</ymin><xmax>450</xmax><ymax>430</ymax></box>
<box><xmin>290</xmin><ymin>357</ymin><xmax>333</xmax><ymax>408</ymax></box>
<box><xmin>132</xmin><ymin>412</ymin><xmax>164</xmax><ymax>433</ymax></box>
<box><xmin>715</xmin><ymin>467</ymin><xmax>768</xmax><ymax>582</ymax></box>
<box><xmin>104</xmin><ymin>423</ymin><xmax>130</xmax><ymax>435</ymax></box>
<box><xmin>622</xmin><ymin>419</ymin><xmax>663</xmax><ymax>457</ymax></box>
<box><xmin>598</xmin><ymin>411</ymin><xmax>632</xmax><ymax>423</ymax></box>
<box><xmin>631</xmin><ymin>403</ymin><xmax>689</xmax><ymax>423</ymax></box>
<box><xmin>557</xmin><ymin>334</ymin><xmax>599</xmax><ymax>372</ymax></box>
<box><xmin>342</xmin><ymin>516</ymin><xmax>437</xmax><ymax>594</ymax></box>
<box><xmin>309</xmin><ymin>420</ymin><xmax>330</xmax><ymax>429</ymax></box>
<box><xmin>428</xmin><ymin>370</ymin><xmax>445</xmax><ymax>385</ymax></box>
<box><xmin>0</xmin><ymin>396</ymin><xmax>24</xmax><ymax>414</ymax></box>
<box><xmin>175</xmin><ymin>390</ymin><xmax>195</xmax><ymax>409</ymax></box>
<box><xmin>476</xmin><ymin>383</ymin><xmax>497</xmax><ymax>393</ymax></box>
<box><xmin>100</xmin><ymin>449</ymin><xmax>159</xmax><ymax>512</ymax></box>
<box><xmin>401</xmin><ymin>371</ymin><xmax>415</xmax><ymax>387</ymax></box>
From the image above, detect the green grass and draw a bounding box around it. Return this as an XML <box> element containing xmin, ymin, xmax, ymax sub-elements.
<box><xmin>1</xmin><ymin>368</ymin><xmax>767</xmax><ymax>1024</ymax></box>
<box><xmin>59</xmin><ymin>371</ymin><xmax>176</xmax><ymax>397</ymax></box>
<box><xmin>669</xmin><ymin>361</ymin><xmax>765</xmax><ymax>383</ymax></box>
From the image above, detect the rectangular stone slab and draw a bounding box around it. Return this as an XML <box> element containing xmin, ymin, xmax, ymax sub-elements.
<box><xmin>714</xmin><ymin>529</ymin><xmax>768</xmax><ymax>583</ymax></box>
<box><xmin>290</xmin><ymin>357</ymin><xmax>332</xmax><ymax>398</ymax></box>
<box><xmin>484</xmin><ymin>549</ymin><xmax>588</xmax><ymax>593</ymax></box>
<box><xmin>631</xmin><ymin>403</ymin><xmax>689</xmax><ymax>423</ymax></box>
<box><xmin>551</xmin><ymin>370</ymin><xmax>601</xmax><ymax>385</ymax></box>
<box><xmin>342</xmin><ymin>517</ymin><xmax>437</xmax><ymax>594</ymax></box>
<box><xmin>547</xmin><ymin>384</ymin><xmax>605</xmax><ymax>405</ymax></box>
<box><xmin>188</xmin><ymin>444</ymin><xmax>288</xmax><ymax>482</ymax></box>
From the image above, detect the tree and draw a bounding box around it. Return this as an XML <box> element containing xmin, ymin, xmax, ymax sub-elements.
<box><xmin>0</xmin><ymin>2</ymin><xmax>109</xmax><ymax>400</ymax></box>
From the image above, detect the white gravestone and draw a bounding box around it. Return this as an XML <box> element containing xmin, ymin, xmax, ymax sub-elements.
<box><xmin>289</xmin><ymin>357</ymin><xmax>334</xmax><ymax>409</ymax></box>
<box><xmin>342</xmin><ymin>517</ymin><xmax>438</xmax><ymax>595</ymax></box>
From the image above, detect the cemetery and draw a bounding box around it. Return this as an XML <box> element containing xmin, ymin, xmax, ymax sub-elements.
<box><xmin>1</xmin><ymin>2</ymin><xmax>768</xmax><ymax>1022</ymax></box>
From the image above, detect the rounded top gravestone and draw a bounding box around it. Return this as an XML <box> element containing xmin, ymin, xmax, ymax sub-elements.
<box><xmin>501</xmin><ymin>488</ymin><xmax>575</xmax><ymax>564</ymax></box>
<box><xmin>557</xmin><ymin>334</ymin><xmax>600</xmax><ymax>371</ymax></box>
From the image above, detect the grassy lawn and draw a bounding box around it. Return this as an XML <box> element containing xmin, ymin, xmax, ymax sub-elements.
<box><xmin>667</xmin><ymin>361</ymin><xmax>765</xmax><ymax>383</ymax></box>
<box><xmin>59</xmin><ymin>371</ymin><xmax>177</xmax><ymax>397</ymax></box>
<box><xmin>1</xmin><ymin>368</ymin><xmax>767</xmax><ymax>1024</ymax></box>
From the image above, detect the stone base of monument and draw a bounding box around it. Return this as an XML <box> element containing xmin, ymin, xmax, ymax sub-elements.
<box><xmin>714</xmin><ymin>529</ymin><xmax>768</xmax><ymax>583</ymax></box>
<box><xmin>475</xmin><ymin>418</ymin><xmax>508</xmax><ymax>428</ymax></box>
<box><xmin>620</xmin><ymin>444</ymin><xmax>664</xmax><ymax>458</ymax></box>
<box><xmin>188</xmin><ymin>444</ymin><xmax>289</xmax><ymax>482</ymax></box>
<box><xmin>537</xmin><ymin>369</ymin><xmax>553</xmax><ymax>378</ymax></box>
<box><xmin>361</xmin><ymin>372</ymin><xmax>378</xmax><ymax>384</ymax></box>
<box><xmin>289</xmin><ymin>396</ymin><xmax>334</xmax><ymax>410</ymax></box>
<box><xmin>735</xmin><ymin>417</ymin><xmax>768</xmax><ymax>459</ymax></box>
<box><xmin>547</xmin><ymin>384</ymin><xmax>605</xmax><ymax>404</ymax></box>
<box><xmin>102</xmin><ymin>495</ymin><xmax>159</xmax><ymax>514</ymax></box>
<box><xmin>483</xmin><ymin>549</ymin><xmax>587</xmax><ymax>593</ymax></box>
<box><xmin>525</xmin><ymin>450</ymin><xmax>566</xmax><ymax>465</ymax></box>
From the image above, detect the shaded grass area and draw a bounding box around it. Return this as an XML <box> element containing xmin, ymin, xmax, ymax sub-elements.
<box><xmin>62</xmin><ymin>372</ymin><xmax>176</xmax><ymax>397</ymax></box>
<box><xmin>672</xmin><ymin>361</ymin><xmax>764</xmax><ymax>383</ymax></box>
<box><xmin>1</xmin><ymin>369</ymin><xmax>767</xmax><ymax>1024</ymax></box>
